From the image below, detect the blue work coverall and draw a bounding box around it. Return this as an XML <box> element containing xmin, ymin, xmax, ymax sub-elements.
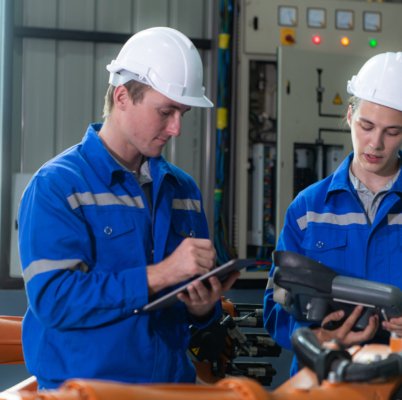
<box><xmin>18</xmin><ymin>123</ymin><xmax>221</xmax><ymax>389</ymax></box>
<box><xmin>263</xmin><ymin>152</ymin><xmax>402</xmax><ymax>375</ymax></box>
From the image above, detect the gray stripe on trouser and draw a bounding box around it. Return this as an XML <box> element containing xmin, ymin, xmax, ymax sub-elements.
<box><xmin>23</xmin><ymin>259</ymin><xmax>86</xmax><ymax>283</ymax></box>
<box><xmin>67</xmin><ymin>192</ymin><xmax>144</xmax><ymax>210</ymax></box>
<box><xmin>172</xmin><ymin>198</ymin><xmax>201</xmax><ymax>213</ymax></box>
<box><xmin>297</xmin><ymin>211</ymin><xmax>366</xmax><ymax>230</ymax></box>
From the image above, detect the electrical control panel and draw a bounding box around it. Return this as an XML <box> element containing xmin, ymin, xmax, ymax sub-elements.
<box><xmin>243</xmin><ymin>0</ymin><xmax>402</xmax><ymax>56</ymax></box>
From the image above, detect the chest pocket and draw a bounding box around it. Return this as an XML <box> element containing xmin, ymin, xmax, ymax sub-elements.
<box><xmin>90</xmin><ymin>208</ymin><xmax>149</xmax><ymax>271</ymax></box>
<box><xmin>301</xmin><ymin>226</ymin><xmax>347</xmax><ymax>274</ymax></box>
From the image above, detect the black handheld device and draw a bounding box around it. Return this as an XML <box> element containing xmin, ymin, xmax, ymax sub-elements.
<box><xmin>272</xmin><ymin>251</ymin><xmax>402</xmax><ymax>330</ymax></box>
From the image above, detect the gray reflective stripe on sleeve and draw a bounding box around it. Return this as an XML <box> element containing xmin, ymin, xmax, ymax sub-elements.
<box><xmin>388</xmin><ymin>214</ymin><xmax>402</xmax><ymax>225</ymax></box>
<box><xmin>297</xmin><ymin>211</ymin><xmax>366</xmax><ymax>230</ymax></box>
<box><xmin>297</xmin><ymin>215</ymin><xmax>308</xmax><ymax>230</ymax></box>
<box><xmin>266</xmin><ymin>277</ymin><xmax>274</xmax><ymax>290</ymax></box>
<box><xmin>172</xmin><ymin>198</ymin><xmax>201</xmax><ymax>213</ymax></box>
<box><xmin>67</xmin><ymin>192</ymin><xmax>144</xmax><ymax>210</ymax></box>
<box><xmin>23</xmin><ymin>259</ymin><xmax>85</xmax><ymax>284</ymax></box>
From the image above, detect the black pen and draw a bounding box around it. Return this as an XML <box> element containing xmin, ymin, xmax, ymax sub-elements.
<box><xmin>180</xmin><ymin>230</ymin><xmax>196</xmax><ymax>238</ymax></box>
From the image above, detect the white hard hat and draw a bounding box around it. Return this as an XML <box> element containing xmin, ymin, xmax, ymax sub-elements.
<box><xmin>106</xmin><ymin>27</ymin><xmax>213</xmax><ymax>108</ymax></box>
<box><xmin>347</xmin><ymin>52</ymin><xmax>402</xmax><ymax>112</ymax></box>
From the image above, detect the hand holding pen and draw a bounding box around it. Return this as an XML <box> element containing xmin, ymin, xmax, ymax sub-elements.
<box><xmin>147</xmin><ymin>235</ymin><xmax>216</xmax><ymax>294</ymax></box>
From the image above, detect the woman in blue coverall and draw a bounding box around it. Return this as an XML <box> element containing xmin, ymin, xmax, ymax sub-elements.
<box><xmin>263</xmin><ymin>52</ymin><xmax>402</xmax><ymax>375</ymax></box>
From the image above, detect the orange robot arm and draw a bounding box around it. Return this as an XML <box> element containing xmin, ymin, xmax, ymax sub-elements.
<box><xmin>0</xmin><ymin>316</ymin><xmax>24</xmax><ymax>365</ymax></box>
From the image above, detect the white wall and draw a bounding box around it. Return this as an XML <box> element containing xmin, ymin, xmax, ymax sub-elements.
<box><xmin>16</xmin><ymin>0</ymin><xmax>212</xmax><ymax>177</ymax></box>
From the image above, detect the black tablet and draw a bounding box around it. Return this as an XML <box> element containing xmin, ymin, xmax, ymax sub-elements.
<box><xmin>137</xmin><ymin>258</ymin><xmax>256</xmax><ymax>313</ymax></box>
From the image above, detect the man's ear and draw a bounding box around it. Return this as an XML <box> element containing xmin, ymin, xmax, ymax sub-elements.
<box><xmin>346</xmin><ymin>104</ymin><xmax>353</xmax><ymax>127</ymax></box>
<box><xmin>113</xmin><ymin>85</ymin><xmax>129</xmax><ymax>110</ymax></box>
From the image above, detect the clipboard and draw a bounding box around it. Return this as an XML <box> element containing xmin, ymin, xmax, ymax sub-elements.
<box><xmin>136</xmin><ymin>258</ymin><xmax>256</xmax><ymax>313</ymax></box>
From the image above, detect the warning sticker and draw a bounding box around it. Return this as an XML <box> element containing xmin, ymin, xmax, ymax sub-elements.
<box><xmin>332</xmin><ymin>93</ymin><xmax>343</xmax><ymax>105</ymax></box>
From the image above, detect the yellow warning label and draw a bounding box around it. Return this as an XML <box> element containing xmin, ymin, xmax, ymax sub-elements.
<box><xmin>332</xmin><ymin>93</ymin><xmax>343</xmax><ymax>105</ymax></box>
<box><xmin>191</xmin><ymin>347</ymin><xmax>200</xmax><ymax>356</ymax></box>
<box><xmin>217</xmin><ymin>107</ymin><xmax>228</xmax><ymax>130</ymax></box>
<box><xmin>219</xmin><ymin>33</ymin><xmax>230</xmax><ymax>49</ymax></box>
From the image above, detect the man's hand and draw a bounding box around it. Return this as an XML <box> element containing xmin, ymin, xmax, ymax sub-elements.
<box><xmin>147</xmin><ymin>238</ymin><xmax>216</xmax><ymax>294</ymax></box>
<box><xmin>313</xmin><ymin>305</ymin><xmax>379</xmax><ymax>347</ymax></box>
<box><xmin>177</xmin><ymin>271</ymin><xmax>240</xmax><ymax>317</ymax></box>
<box><xmin>383</xmin><ymin>316</ymin><xmax>402</xmax><ymax>337</ymax></box>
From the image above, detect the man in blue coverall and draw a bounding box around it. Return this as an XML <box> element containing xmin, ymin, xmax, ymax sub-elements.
<box><xmin>264</xmin><ymin>52</ymin><xmax>402</xmax><ymax>376</ymax></box>
<box><xmin>18</xmin><ymin>27</ymin><xmax>239</xmax><ymax>389</ymax></box>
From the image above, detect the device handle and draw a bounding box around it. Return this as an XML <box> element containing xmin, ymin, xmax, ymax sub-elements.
<box><xmin>291</xmin><ymin>327</ymin><xmax>351</xmax><ymax>382</ymax></box>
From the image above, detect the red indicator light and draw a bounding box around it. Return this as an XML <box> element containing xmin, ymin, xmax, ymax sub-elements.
<box><xmin>312</xmin><ymin>35</ymin><xmax>321</xmax><ymax>45</ymax></box>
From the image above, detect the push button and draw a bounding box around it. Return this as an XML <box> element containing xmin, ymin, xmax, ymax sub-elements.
<box><xmin>315</xmin><ymin>240</ymin><xmax>324</xmax><ymax>249</ymax></box>
<box><xmin>104</xmin><ymin>226</ymin><xmax>113</xmax><ymax>235</ymax></box>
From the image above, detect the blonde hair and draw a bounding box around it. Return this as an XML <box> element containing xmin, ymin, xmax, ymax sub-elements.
<box><xmin>348</xmin><ymin>96</ymin><xmax>362</xmax><ymax>115</ymax></box>
<box><xmin>102</xmin><ymin>80</ymin><xmax>151</xmax><ymax>119</ymax></box>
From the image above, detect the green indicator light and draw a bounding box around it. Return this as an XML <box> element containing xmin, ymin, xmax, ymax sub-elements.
<box><xmin>369</xmin><ymin>38</ymin><xmax>378</xmax><ymax>48</ymax></box>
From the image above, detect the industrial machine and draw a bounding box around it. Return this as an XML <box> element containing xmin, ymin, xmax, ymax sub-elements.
<box><xmin>3</xmin><ymin>312</ymin><xmax>402</xmax><ymax>399</ymax></box>
<box><xmin>190</xmin><ymin>299</ymin><xmax>281</xmax><ymax>386</ymax></box>
<box><xmin>0</xmin><ymin>299</ymin><xmax>281</xmax><ymax>394</ymax></box>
